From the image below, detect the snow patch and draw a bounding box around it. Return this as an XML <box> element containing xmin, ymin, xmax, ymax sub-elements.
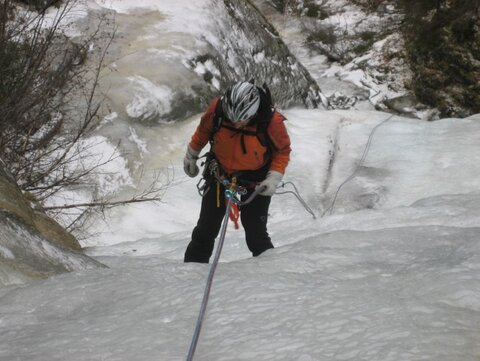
<box><xmin>0</xmin><ymin>246</ymin><xmax>14</xmax><ymax>260</ymax></box>
<box><xmin>126</xmin><ymin>76</ymin><xmax>174</xmax><ymax>122</ymax></box>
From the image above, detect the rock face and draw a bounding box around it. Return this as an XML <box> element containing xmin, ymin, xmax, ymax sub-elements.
<box><xmin>198</xmin><ymin>0</ymin><xmax>324</xmax><ymax>108</ymax></box>
<box><xmin>255</xmin><ymin>0</ymin><xmax>480</xmax><ymax>118</ymax></box>
<box><xmin>0</xmin><ymin>164</ymin><xmax>79</xmax><ymax>250</ymax></box>
<box><xmin>0</xmin><ymin>164</ymin><xmax>104</xmax><ymax>286</ymax></box>
<box><xmin>250</xmin><ymin>0</ymin><xmax>412</xmax><ymax>112</ymax></box>
<box><xmin>76</xmin><ymin>0</ymin><xmax>325</xmax><ymax>125</ymax></box>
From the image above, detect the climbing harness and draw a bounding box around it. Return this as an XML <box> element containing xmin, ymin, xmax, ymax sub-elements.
<box><xmin>322</xmin><ymin>114</ymin><xmax>395</xmax><ymax>217</ymax></box>
<box><xmin>186</xmin><ymin>177</ymin><xmax>265</xmax><ymax>361</ymax></box>
<box><xmin>197</xmin><ymin>156</ymin><xmax>316</xmax><ymax>221</ymax></box>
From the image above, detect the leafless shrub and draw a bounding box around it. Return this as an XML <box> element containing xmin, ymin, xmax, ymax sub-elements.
<box><xmin>0</xmin><ymin>0</ymin><xmax>166</xmax><ymax>235</ymax></box>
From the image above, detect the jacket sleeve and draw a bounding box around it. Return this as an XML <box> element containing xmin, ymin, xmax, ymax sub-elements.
<box><xmin>267</xmin><ymin>112</ymin><xmax>291</xmax><ymax>174</ymax></box>
<box><xmin>188</xmin><ymin>98</ymin><xmax>219</xmax><ymax>152</ymax></box>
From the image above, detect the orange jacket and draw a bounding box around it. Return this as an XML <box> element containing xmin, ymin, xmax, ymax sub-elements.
<box><xmin>189</xmin><ymin>98</ymin><xmax>291</xmax><ymax>175</ymax></box>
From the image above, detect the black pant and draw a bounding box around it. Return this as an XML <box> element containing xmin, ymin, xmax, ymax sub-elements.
<box><xmin>184</xmin><ymin>183</ymin><xmax>273</xmax><ymax>263</ymax></box>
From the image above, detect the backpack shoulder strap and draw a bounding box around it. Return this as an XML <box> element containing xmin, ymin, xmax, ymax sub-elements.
<box><xmin>256</xmin><ymin>115</ymin><xmax>278</xmax><ymax>154</ymax></box>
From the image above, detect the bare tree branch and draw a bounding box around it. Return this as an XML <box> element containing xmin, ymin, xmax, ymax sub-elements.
<box><xmin>0</xmin><ymin>1</ymin><xmax>171</xmax><ymax>239</ymax></box>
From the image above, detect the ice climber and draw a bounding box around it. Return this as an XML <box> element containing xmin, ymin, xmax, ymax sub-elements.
<box><xmin>183</xmin><ymin>80</ymin><xmax>291</xmax><ymax>263</ymax></box>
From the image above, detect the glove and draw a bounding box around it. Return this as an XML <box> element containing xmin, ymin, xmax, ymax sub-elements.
<box><xmin>183</xmin><ymin>145</ymin><xmax>200</xmax><ymax>177</ymax></box>
<box><xmin>256</xmin><ymin>170</ymin><xmax>283</xmax><ymax>196</ymax></box>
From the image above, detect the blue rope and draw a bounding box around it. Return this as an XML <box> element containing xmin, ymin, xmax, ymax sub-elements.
<box><xmin>186</xmin><ymin>196</ymin><xmax>233</xmax><ymax>361</ymax></box>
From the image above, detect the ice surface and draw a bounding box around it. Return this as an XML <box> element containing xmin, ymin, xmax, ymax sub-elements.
<box><xmin>1</xmin><ymin>107</ymin><xmax>480</xmax><ymax>360</ymax></box>
<box><xmin>2</xmin><ymin>1</ymin><xmax>480</xmax><ymax>360</ymax></box>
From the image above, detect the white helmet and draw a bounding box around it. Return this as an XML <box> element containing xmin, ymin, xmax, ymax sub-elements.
<box><xmin>222</xmin><ymin>81</ymin><xmax>260</xmax><ymax>123</ymax></box>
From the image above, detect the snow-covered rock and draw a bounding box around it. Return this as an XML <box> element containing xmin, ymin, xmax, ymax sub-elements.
<box><xmin>0</xmin><ymin>164</ymin><xmax>104</xmax><ymax>286</ymax></box>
